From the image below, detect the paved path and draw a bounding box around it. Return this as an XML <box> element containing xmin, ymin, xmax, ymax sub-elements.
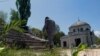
<box><xmin>60</xmin><ymin>49</ymin><xmax>100</xmax><ymax>56</ymax></box>
<box><xmin>78</xmin><ymin>49</ymin><xmax>100</xmax><ymax>56</ymax></box>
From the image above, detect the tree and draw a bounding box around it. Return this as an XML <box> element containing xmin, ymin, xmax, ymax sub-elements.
<box><xmin>16</xmin><ymin>0</ymin><xmax>31</xmax><ymax>30</ymax></box>
<box><xmin>0</xmin><ymin>11</ymin><xmax>7</xmax><ymax>36</ymax></box>
<box><xmin>31</xmin><ymin>28</ymin><xmax>43</xmax><ymax>38</ymax></box>
<box><xmin>53</xmin><ymin>31</ymin><xmax>65</xmax><ymax>47</ymax></box>
<box><xmin>95</xmin><ymin>37</ymin><xmax>100</xmax><ymax>45</ymax></box>
<box><xmin>10</xmin><ymin>9</ymin><xmax>19</xmax><ymax>22</ymax></box>
<box><xmin>54</xmin><ymin>24</ymin><xmax>60</xmax><ymax>34</ymax></box>
<box><xmin>0</xmin><ymin>11</ymin><xmax>7</xmax><ymax>25</ymax></box>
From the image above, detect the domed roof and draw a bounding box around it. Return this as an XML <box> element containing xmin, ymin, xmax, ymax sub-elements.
<box><xmin>70</xmin><ymin>20</ymin><xmax>90</xmax><ymax>28</ymax></box>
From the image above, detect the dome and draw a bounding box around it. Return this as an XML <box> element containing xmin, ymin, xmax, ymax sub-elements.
<box><xmin>70</xmin><ymin>20</ymin><xmax>90</xmax><ymax>28</ymax></box>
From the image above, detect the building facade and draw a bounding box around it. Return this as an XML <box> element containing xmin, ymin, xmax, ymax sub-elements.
<box><xmin>60</xmin><ymin>20</ymin><xmax>96</xmax><ymax>48</ymax></box>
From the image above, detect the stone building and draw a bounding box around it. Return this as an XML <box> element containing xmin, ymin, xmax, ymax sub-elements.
<box><xmin>6</xmin><ymin>29</ymin><xmax>48</xmax><ymax>49</ymax></box>
<box><xmin>60</xmin><ymin>20</ymin><xmax>96</xmax><ymax>48</ymax></box>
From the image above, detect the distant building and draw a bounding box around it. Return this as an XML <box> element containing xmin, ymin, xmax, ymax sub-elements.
<box><xmin>60</xmin><ymin>20</ymin><xmax>96</xmax><ymax>48</ymax></box>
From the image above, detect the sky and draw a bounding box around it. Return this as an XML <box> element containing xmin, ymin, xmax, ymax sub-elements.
<box><xmin>0</xmin><ymin>0</ymin><xmax>100</xmax><ymax>35</ymax></box>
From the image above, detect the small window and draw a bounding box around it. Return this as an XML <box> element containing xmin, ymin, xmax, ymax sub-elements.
<box><xmin>77</xmin><ymin>28</ymin><xmax>80</xmax><ymax>32</ymax></box>
<box><xmin>80</xmin><ymin>28</ymin><xmax>83</xmax><ymax>32</ymax></box>
<box><xmin>90</xmin><ymin>32</ymin><xmax>93</xmax><ymax>35</ymax></box>
<box><xmin>73</xmin><ymin>29</ymin><xmax>76</xmax><ymax>32</ymax></box>
<box><xmin>86</xmin><ymin>28</ymin><xmax>89</xmax><ymax>31</ymax></box>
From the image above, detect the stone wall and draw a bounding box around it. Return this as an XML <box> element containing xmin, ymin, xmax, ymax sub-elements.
<box><xmin>6</xmin><ymin>29</ymin><xmax>48</xmax><ymax>49</ymax></box>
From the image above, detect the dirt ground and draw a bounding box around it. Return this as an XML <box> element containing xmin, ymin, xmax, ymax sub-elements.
<box><xmin>60</xmin><ymin>49</ymin><xmax>100</xmax><ymax>56</ymax></box>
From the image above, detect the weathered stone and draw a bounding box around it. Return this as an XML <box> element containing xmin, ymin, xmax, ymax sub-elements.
<box><xmin>6</xmin><ymin>29</ymin><xmax>48</xmax><ymax>49</ymax></box>
<box><xmin>60</xmin><ymin>20</ymin><xmax>96</xmax><ymax>48</ymax></box>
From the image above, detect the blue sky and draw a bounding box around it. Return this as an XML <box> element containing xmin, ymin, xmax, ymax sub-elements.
<box><xmin>0</xmin><ymin>0</ymin><xmax>100</xmax><ymax>34</ymax></box>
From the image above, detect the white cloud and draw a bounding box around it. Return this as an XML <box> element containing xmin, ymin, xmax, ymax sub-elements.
<box><xmin>94</xmin><ymin>31</ymin><xmax>100</xmax><ymax>37</ymax></box>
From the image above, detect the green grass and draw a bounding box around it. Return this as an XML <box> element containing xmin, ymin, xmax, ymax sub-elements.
<box><xmin>0</xmin><ymin>48</ymin><xmax>61</xmax><ymax>56</ymax></box>
<box><xmin>40</xmin><ymin>49</ymin><xmax>60</xmax><ymax>56</ymax></box>
<box><xmin>0</xmin><ymin>47</ymin><xmax>5</xmax><ymax>53</ymax></box>
<box><xmin>0</xmin><ymin>48</ymin><xmax>36</xmax><ymax>56</ymax></box>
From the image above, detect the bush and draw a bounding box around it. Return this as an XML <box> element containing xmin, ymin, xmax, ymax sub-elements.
<box><xmin>40</xmin><ymin>49</ymin><xmax>60</xmax><ymax>56</ymax></box>
<box><xmin>0</xmin><ymin>48</ymin><xmax>36</xmax><ymax>56</ymax></box>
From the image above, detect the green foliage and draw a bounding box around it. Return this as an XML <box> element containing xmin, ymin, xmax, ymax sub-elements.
<box><xmin>53</xmin><ymin>32</ymin><xmax>65</xmax><ymax>46</ymax></box>
<box><xmin>0</xmin><ymin>48</ymin><xmax>60</xmax><ymax>56</ymax></box>
<box><xmin>72</xmin><ymin>43</ymin><xmax>87</xmax><ymax>56</ymax></box>
<box><xmin>32</xmin><ymin>28</ymin><xmax>43</xmax><ymax>38</ymax></box>
<box><xmin>0</xmin><ymin>19</ymin><xmax>25</xmax><ymax>45</ymax></box>
<box><xmin>16</xmin><ymin>0</ymin><xmax>31</xmax><ymax>26</ymax></box>
<box><xmin>0</xmin><ymin>11</ymin><xmax>7</xmax><ymax>25</ymax></box>
<box><xmin>42</xmin><ymin>29</ymin><xmax>48</xmax><ymax>39</ymax></box>
<box><xmin>10</xmin><ymin>9</ymin><xmax>19</xmax><ymax>21</ymax></box>
<box><xmin>2</xmin><ymin>19</ymin><xmax>25</xmax><ymax>36</ymax></box>
<box><xmin>40</xmin><ymin>49</ymin><xmax>60</xmax><ymax>56</ymax></box>
<box><xmin>0</xmin><ymin>48</ymin><xmax>36</xmax><ymax>56</ymax></box>
<box><xmin>54</xmin><ymin>24</ymin><xmax>60</xmax><ymax>34</ymax></box>
<box><xmin>0</xmin><ymin>48</ymin><xmax>62</xmax><ymax>56</ymax></box>
<box><xmin>95</xmin><ymin>37</ymin><xmax>100</xmax><ymax>45</ymax></box>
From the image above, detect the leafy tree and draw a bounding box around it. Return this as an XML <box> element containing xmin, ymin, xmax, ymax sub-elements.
<box><xmin>53</xmin><ymin>31</ymin><xmax>65</xmax><ymax>46</ymax></box>
<box><xmin>31</xmin><ymin>28</ymin><xmax>43</xmax><ymax>38</ymax></box>
<box><xmin>10</xmin><ymin>9</ymin><xmax>19</xmax><ymax>21</ymax></box>
<box><xmin>42</xmin><ymin>30</ymin><xmax>48</xmax><ymax>39</ymax></box>
<box><xmin>54</xmin><ymin>24</ymin><xmax>60</xmax><ymax>34</ymax></box>
<box><xmin>0</xmin><ymin>11</ymin><xmax>7</xmax><ymax>25</ymax></box>
<box><xmin>95</xmin><ymin>37</ymin><xmax>100</xmax><ymax>45</ymax></box>
<box><xmin>0</xmin><ymin>11</ymin><xmax>7</xmax><ymax>46</ymax></box>
<box><xmin>16</xmin><ymin>0</ymin><xmax>31</xmax><ymax>27</ymax></box>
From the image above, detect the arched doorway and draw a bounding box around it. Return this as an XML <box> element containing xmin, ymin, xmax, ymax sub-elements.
<box><xmin>63</xmin><ymin>41</ymin><xmax>67</xmax><ymax>47</ymax></box>
<box><xmin>75</xmin><ymin>38</ymin><xmax>81</xmax><ymax>47</ymax></box>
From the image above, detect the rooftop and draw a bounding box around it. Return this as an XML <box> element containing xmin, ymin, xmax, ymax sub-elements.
<box><xmin>70</xmin><ymin>19</ymin><xmax>90</xmax><ymax>28</ymax></box>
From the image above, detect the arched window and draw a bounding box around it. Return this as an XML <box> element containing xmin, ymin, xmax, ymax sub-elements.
<box><xmin>80</xmin><ymin>28</ymin><xmax>83</xmax><ymax>32</ymax></box>
<box><xmin>63</xmin><ymin>41</ymin><xmax>67</xmax><ymax>47</ymax></box>
<box><xmin>86</xmin><ymin>28</ymin><xmax>90</xmax><ymax>31</ymax></box>
<box><xmin>77</xmin><ymin>28</ymin><xmax>80</xmax><ymax>32</ymax></box>
<box><xmin>73</xmin><ymin>29</ymin><xmax>76</xmax><ymax>32</ymax></box>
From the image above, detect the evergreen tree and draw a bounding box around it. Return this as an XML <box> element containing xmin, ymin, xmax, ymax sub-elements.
<box><xmin>16</xmin><ymin>0</ymin><xmax>31</xmax><ymax>30</ymax></box>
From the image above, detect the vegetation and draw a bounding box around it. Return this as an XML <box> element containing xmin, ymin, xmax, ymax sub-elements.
<box><xmin>10</xmin><ymin>9</ymin><xmax>19</xmax><ymax>21</ymax></box>
<box><xmin>0</xmin><ymin>48</ymin><xmax>61</xmax><ymax>56</ymax></box>
<box><xmin>95</xmin><ymin>37</ymin><xmax>100</xmax><ymax>45</ymax></box>
<box><xmin>0</xmin><ymin>0</ymin><xmax>91</xmax><ymax>56</ymax></box>
<box><xmin>53</xmin><ymin>31</ymin><xmax>65</xmax><ymax>47</ymax></box>
<box><xmin>0</xmin><ymin>48</ymin><xmax>36</xmax><ymax>56</ymax></box>
<box><xmin>40</xmin><ymin>49</ymin><xmax>60</xmax><ymax>56</ymax></box>
<box><xmin>32</xmin><ymin>28</ymin><xmax>44</xmax><ymax>38</ymax></box>
<box><xmin>72</xmin><ymin>43</ymin><xmax>87</xmax><ymax>56</ymax></box>
<box><xmin>16</xmin><ymin>0</ymin><xmax>31</xmax><ymax>27</ymax></box>
<box><xmin>0</xmin><ymin>11</ymin><xmax>7</xmax><ymax>25</ymax></box>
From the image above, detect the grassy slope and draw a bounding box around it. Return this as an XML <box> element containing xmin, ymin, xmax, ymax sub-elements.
<box><xmin>0</xmin><ymin>48</ymin><xmax>36</xmax><ymax>56</ymax></box>
<box><xmin>0</xmin><ymin>47</ymin><xmax>5</xmax><ymax>53</ymax></box>
<box><xmin>0</xmin><ymin>48</ymin><xmax>61</xmax><ymax>56</ymax></box>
